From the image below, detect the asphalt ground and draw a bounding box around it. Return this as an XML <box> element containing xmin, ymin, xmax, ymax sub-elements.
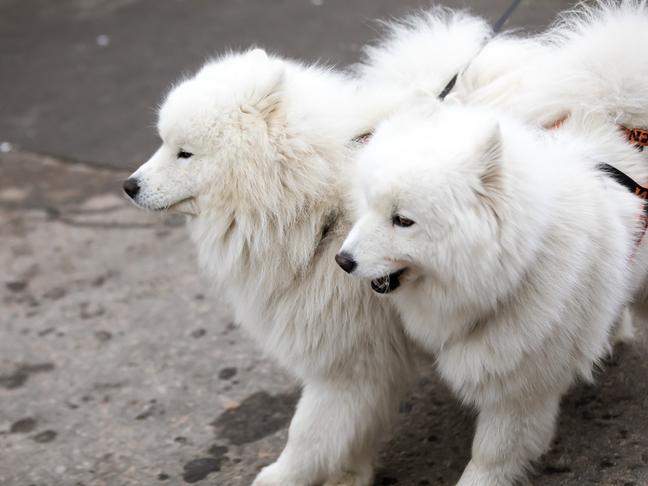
<box><xmin>1</xmin><ymin>0</ymin><xmax>570</xmax><ymax>170</ymax></box>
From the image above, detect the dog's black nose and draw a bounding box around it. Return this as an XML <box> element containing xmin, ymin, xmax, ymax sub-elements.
<box><xmin>123</xmin><ymin>178</ymin><xmax>140</xmax><ymax>199</ymax></box>
<box><xmin>335</xmin><ymin>251</ymin><xmax>357</xmax><ymax>274</ymax></box>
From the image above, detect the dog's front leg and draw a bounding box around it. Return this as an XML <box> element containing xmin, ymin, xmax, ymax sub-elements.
<box><xmin>456</xmin><ymin>393</ymin><xmax>562</xmax><ymax>486</ymax></box>
<box><xmin>252</xmin><ymin>378</ymin><xmax>401</xmax><ymax>486</ymax></box>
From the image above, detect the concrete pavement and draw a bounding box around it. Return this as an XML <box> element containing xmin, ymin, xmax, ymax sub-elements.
<box><xmin>1</xmin><ymin>150</ymin><xmax>648</xmax><ymax>485</ymax></box>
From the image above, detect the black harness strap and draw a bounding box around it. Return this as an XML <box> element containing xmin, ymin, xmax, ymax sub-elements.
<box><xmin>598</xmin><ymin>163</ymin><xmax>646</xmax><ymax>196</ymax></box>
<box><xmin>598</xmin><ymin>162</ymin><xmax>648</xmax><ymax>246</ymax></box>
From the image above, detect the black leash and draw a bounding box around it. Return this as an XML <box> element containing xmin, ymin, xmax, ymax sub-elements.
<box><xmin>437</xmin><ymin>73</ymin><xmax>458</xmax><ymax>101</ymax></box>
<box><xmin>354</xmin><ymin>0</ymin><xmax>526</xmax><ymax>142</ymax></box>
<box><xmin>492</xmin><ymin>0</ymin><xmax>523</xmax><ymax>33</ymax></box>
<box><xmin>438</xmin><ymin>0</ymin><xmax>522</xmax><ymax>101</ymax></box>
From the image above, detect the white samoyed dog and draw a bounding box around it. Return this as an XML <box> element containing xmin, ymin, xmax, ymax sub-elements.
<box><xmin>359</xmin><ymin>1</ymin><xmax>648</xmax><ymax>155</ymax></box>
<box><xmin>338</xmin><ymin>102</ymin><xmax>648</xmax><ymax>485</ymax></box>
<box><xmin>453</xmin><ymin>0</ymin><xmax>648</xmax><ymax>141</ymax></box>
<box><xmin>359</xmin><ymin>0</ymin><xmax>648</xmax><ymax>337</ymax></box>
<box><xmin>123</xmin><ymin>10</ymin><xmax>489</xmax><ymax>484</ymax></box>
<box><xmin>364</xmin><ymin>1</ymin><xmax>648</xmax><ymax>136</ymax></box>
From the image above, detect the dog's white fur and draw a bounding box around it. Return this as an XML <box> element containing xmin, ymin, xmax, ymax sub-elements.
<box><xmin>354</xmin><ymin>7</ymin><xmax>492</xmax><ymax>100</ymax></box>
<box><xmin>125</xmin><ymin>11</ymin><xmax>488</xmax><ymax>483</ymax></box>
<box><xmin>130</xmin><ymin>50</ymin><xmax>412</xmax><ymax>486</ymax></box>
<box><xmin>339</xmin><ymin>102</ymin><xmax>648</xmax><ymax>485</ymax></box>
<box><xmin>453</xmin><ymin>0</ymin><xmax>648</xmax><ymax>131</ymax></box>
<box><xmin>356</xmin><ymin>1</ymin><xmax>648</xmax><ymax>343</ymax></box>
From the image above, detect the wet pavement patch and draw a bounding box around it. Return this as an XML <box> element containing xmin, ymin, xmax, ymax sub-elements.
<box><xmin>218</xmin><ymin>367</ymin><xmax>237</xmax><ymax>380</ymax></box>
<box><xmin>0</xmin><ymin>362</ymin><xmax>55</xmax><ymax>390</ymax></box>
<box><xmin>207</xmin><ymin>444</ymin><xmax>228</xmax><ymax>458</ymax></box>
<box><xmin>191</xmin><ymin>328</ymin><xmax>206</xmax><ymax>338</ymax></box>
<box><xmin>378</xmin><ymin>477</ymin><xmax>399</xmax><ymax>485</ymax></box>
<box><xmin>32</xmin><ymin>430</ymin><xmax>57</xmax><ymax>443</ymax></box>
<box><xmin>80</xmin><ymin>302</ymin><xmax>105</xmax><ymax>319</ymax></box>
<box><xmin>543</xmin><ymin>463</ymin><xmax>572</xmax><ymax>474</ymax></box>
<box><xmin>182</xmin><ymin>457</ymin><xmax>223</xmax><ymax>483</ymax></box>
<box><xmin>135</xmin><ymin>406</ymin><xmax>155</xmax><ymax>420</ymax></box>
<box><xmin>6</xmin><ymin>280</ymin><xmax>28</xmax><ymax>292</ymax></box>
<box><xmin>10</xmin><ymin>417</ymin><xmax>37</xmax><ymax>433</ymax></box>
<box><xmin>43</xmin><ymin>287</ymin><xmax>66</xmax><ymax>300</ymax></box>
<box><xmin>94</xmin><ymin>330</ymin><xmax>112</xmax><ymax>342</ymax></box>
<box><xmin>599</xmin><ymin>457</ymin><xmax>616</xmax><ymax>469</ymax></box>
<box><xmin>211</xmin><ymin>390</ymin><xmax>299</xmax><ymax>445</ymax></box>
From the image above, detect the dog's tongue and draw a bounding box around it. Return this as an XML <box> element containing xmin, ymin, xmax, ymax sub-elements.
<box><xmin>371</xmin><ymin>270</ymin><xmax>404</xmax><ymax>294</ymax></box>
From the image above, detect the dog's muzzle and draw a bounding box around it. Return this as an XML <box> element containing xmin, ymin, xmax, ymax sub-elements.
<box><xmin>371</xmin><ymin>268</ymin><xmax>407</xmax><ymax>294</ymax></box>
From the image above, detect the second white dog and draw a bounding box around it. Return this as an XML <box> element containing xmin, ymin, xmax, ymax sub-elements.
<box><xmin>338</xmin><ymin>102</ymin><xmax>648</xmax><ymax>485</ymax></box>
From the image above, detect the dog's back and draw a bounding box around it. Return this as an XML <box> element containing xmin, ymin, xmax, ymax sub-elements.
<box><xmin>456</xmin><ymin>1</ymin><xmax>648</xmax><ymax>131</ymax></box>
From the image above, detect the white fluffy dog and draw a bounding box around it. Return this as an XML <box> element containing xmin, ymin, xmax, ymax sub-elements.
<box><xmin>123</xmin><ymin>10</ymin><xmax>488</xmax><ymax>483</ymax></box>
<box><xmin>361</xmin><ymin>1</ymin><xmax>648</xmax><ymax>143</ymax></box>
<box><xmin>454</xmin><ymin>0</ymin><xmax>648</xmax><ymax>136</ymax></box>
<box><xmin>358</xmin><ymin>0</ymin><xmax>648</xmax><ymax>340</ymax></box>
<box><xmin>353</xmin><ymin>7</ymin><xmax>491</xmax><ymax>101</ymax></box>
<box><xmin>338</xmin><ymin>102</ymin><xmax>648</xmax><ymax>485</ymax></box>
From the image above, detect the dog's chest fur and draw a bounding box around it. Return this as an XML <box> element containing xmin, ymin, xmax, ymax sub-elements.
<box><xmin>188</xmin><ymin>197</ymin><xmax>410</xmax><ymax>381</ymax></box>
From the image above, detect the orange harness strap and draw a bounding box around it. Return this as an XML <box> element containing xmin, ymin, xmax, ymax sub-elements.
<box><xmin>621</xmin><ymin>126</ymin><xmax>648</xmax><ymax>151</ymax></box>
<box><xmin>539</xmin><ymin>116</ymin><xmax>648</xmax><ymax>251</ymax></box>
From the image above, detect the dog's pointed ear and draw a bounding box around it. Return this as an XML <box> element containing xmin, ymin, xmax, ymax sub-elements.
<box><xmin>245</xmin><ymin>49</ymin><xmax>285</xmax><ymax>121</ymax></box>
<box><xmin>479</xmin><ymin>123</ymin><xmax>503</xmax><ymax>192</ymax></box>
<box><xmin>476</xmin><ymin>124</ymin><xmax>505</xmax><ymax>216</ymax></box>
<box><xmin>255</xmin><ymin>67</ymin><xmax>284</xmax><ymax>119</ymax></box>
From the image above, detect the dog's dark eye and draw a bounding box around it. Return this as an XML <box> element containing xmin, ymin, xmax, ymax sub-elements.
<box><xmin>177</xmin><ymin>150</ymin><xmax>193</xmax><ymax>159</ymax></box>
<box><xmin>392</xmin><ymin>215</ymin><xmax>415</xmax><ymax>227</ymax></box>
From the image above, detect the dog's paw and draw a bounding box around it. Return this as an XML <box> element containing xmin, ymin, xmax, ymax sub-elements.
<box><xmin>252</xmin><ymin>460</ymin><xmax>373</xmax><ymax>486</ymax></box>
<box><xmin>251</xmin><ymin>462</ymin><xmax>306</xmax><ymax>486</ymax></box>
<box><xmin>456</xmin><ymin>461</ymin><xmax>520</xmax><ymax>486</ymax></box>
<box><xmin>323</xmin><ymin>468</ymin><xmax>374</xmax><ymax>486</ymax></box>
<box><xmin>251</xmin><ymin>463</ymin><xmax>285</xmax><ymax>486</ymax></box>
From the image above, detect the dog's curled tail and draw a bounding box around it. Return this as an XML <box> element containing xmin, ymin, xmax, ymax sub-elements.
<box><xmin>353</xmin><ymin>7</ymin><xmax>492</xmax><ymax>100</ymax></box>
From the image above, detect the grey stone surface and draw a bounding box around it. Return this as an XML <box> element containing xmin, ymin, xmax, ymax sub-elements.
<box><xmin>1</xmin><ymin>0</ymin><xmax>564</xmax><ymax>170</ymax></box>
<box><xmin>1</xmin><ymin>151</ymin><xmax>648</xmax><ymax>486</ymax></box>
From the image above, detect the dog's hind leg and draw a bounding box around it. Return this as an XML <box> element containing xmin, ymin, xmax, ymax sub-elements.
<box><xmin>252</xmin><ymin>377</ymin><xmax>403</xmax><ymax>486</ymax></box>
<box><xmin>456</xmin><ymin>393</ymin><xmax>562</xmax><ymax>486</ymax></box>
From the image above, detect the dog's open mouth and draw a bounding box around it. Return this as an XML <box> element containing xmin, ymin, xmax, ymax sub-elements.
<box><xmin>371</xmin><ymin>268</ymin><xmax>407</xmax><ymax>294</ymax></box>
